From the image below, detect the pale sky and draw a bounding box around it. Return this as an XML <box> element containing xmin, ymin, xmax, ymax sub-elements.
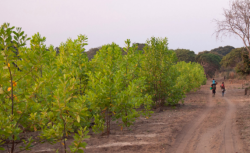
<box><xmin>1</xmin><ymin>0</ymin><xmax>244</xmax><ymax>53</ymax></box>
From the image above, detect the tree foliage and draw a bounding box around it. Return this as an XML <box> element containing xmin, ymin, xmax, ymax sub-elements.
<box><xmin>220</xmin><ymin>47</ymin><xmax>245</xmax><ymax>68</ymax></box>
<box><xmin>235</xmin><ymin>49</ymin><xmax>250</xmax><ymax>75</ymax></box>
<box><xmin>86</xmin><ymin>47</ymin><xmax>101</xmax><ymax>60</ymax></box>
<box><xmin>0</xmin><ymin>23</ymin><xmax>207</xmax><ymax>153</ymax></box>
<box><xmin>0</xmin><ymin>23</ymin><xmax>90</xmax><ymax>153</ymax></box>
<box><xmin>141</xmin><ymin>37</ymin><xmax>181</xmax><ymax>106</ymax></box>
<box><xmin>88</xmin><ymin>40</ymin><xmax>153</xmax><ymax>135</ymax></box>
<box><xmin>196</xmin><ymin>51</ymin><xmax>221</xmax><ymax>77</ymax></box>
<box><xmin>174</xmin><ymin>49</ymin><xmax>196</xmax><ymax>63</ymax></box>
<box><xmin>174</xmin><ymin>62</ymin><xmax>207</xmax><ymax>93</ymax></box>
<box><xmin>210</xmin><ymin>45</ymin><xmax>235</xmax><ymax>56</ymax></box>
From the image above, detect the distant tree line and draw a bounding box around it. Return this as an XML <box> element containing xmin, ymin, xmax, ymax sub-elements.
<box><xmin>172</xmin><ymin>46</ymin><xmax>250</xmax><ymax>77</ymax></box>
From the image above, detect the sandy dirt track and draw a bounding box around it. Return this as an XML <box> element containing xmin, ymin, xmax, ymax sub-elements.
<box><xmin>170</xmin><ymin>86</ymin><xmax>245</xmax><ymax>153</ymax></box>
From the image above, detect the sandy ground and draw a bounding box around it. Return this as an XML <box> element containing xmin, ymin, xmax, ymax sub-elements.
<box><xmin>2</xmin><ymin>78</ymin><xmax>250</xmax><ymax>153</ymax></box>
<box><xmin>170</xmin><ymin>80</ymin><xmax>245</xmax><ymax>153</ymax></box>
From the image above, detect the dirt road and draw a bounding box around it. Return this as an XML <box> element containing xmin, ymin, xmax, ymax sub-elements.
<box><xmin>170</xmin><ymin>83</ymin><xmax>245</xmax><ymax>153</ymax></box>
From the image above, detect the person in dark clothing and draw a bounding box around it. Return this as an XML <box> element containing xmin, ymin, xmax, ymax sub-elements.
<box><xmin>220</xmin><ymin>82</ymin><xmax>225</xmax><ymax>97</ymax></box>
<box><xmin>212</xmin><ymin>83</ymin><xmax>216</xmax><ymax>96</ymax></box>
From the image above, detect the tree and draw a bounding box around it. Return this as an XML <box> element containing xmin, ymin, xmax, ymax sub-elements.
<box><xmin>196</xmin><ymin>51</ymin><xmax>222</xmax><ymax>77</ymax></box>
<box><xmin>220</xmin><ymin>47</ymin><xmax>246</xmax><ymax>68</ymax></box>
<box><xmin>86</xmin><ymin>47</ymin><xmax>101</xmax><ymax>60</ymax></box>
<box><xmin>235</xmin><ymin>49</ymin><xmax>250</xmax><ymax>74</ymax></box>
<box><xmin>141</xmin><ymin>37</ymin><xmax>179</xmax><ymax>106</ymax></box>
<box><xmin>133</xmin><ymin>43</ymin><xmax>146</xmax><ymax>51</ymax></box>
<box><xmin>210</xmin><ymin>46</ymin><xmax>235</xmax><ymax>56</ymax></box>
<box><xmin>174</xmin><ymin>49</ymin><xmax>196</xmax><ymax>63</ymax></box>
<box><xmin>0</xmin><ymin>22</ymin><xmax>209</xmax><ymax>152</ymax></box>
<box><xmin>88</xmin><ymin>42</ymin><xmax>152</xmax><ymax>136</ymax></box>
<box><xmin>174</xmin><ymin>62</ymin><xmax>206</xmax><ymax>94</ymax></box>
<box><xmin>0</xmin><ymin>23</ymin><xmax>31</xmax><ymax>153</ymax></box>
<box><xmin>0</xmin><ymin>23</ymin><xmax>90</xmax><ymax>152</ymax></box>
<box><xmin>215</xmin><ymin>0</ymin><xmax>250</xmax><ymax>57</ymax></box>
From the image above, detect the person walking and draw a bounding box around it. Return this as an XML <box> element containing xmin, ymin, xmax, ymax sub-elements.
<box><xmin>212</xmin><ymin>79</ymin><xmax>216</xmax><ymax>84</ymax></box>
<box><xmin>211</xmin><ymin>79</ymin><xmax>217</xmax><ymax>96</ymax></box>
<box><xmin>212</xmin><ymin>83</ymin><xmax>216</xmax><ymax>96</ymax></box>
<box><xmin>220</xmin><ymin>82</ymin><xmax>225</xmax><ymax>97</ymax></box>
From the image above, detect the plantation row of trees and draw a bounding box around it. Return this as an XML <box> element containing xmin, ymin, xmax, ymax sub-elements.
<box><xmin>0</xmin><ymin>23</ymin><xmax>206</xmax><ymax>153</ymax></box>
<box><xmin>87</xmin><ymin>45</ymin><xmax>240</xmax><ymax>78</ymax></box>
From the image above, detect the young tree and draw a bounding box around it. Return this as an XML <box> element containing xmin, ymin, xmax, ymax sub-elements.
<box><xmin>0</xmin><ymin>24</ymin><xmax>90</xmax><ymax>152</ymax></box>
<box><xmin>119</xmin><ymin>39</ymin><xmax>153</xmax><ymax>127</ymax></box>
<box><xmin>0</xmin><ymin>23</ymin><xmax>32</xmax><ymax>153</ymax></box>
<box><xmin>36</xmin><ymin>35</ymin><xmax>90</xmax><ymax>153</ymax></box>
<box><xmin>215</xmin><ymin>0</ymin><xmax>250</xmax><ymax>57</ymax></box>
<box><xmin>141</xmin><ymin>37</ymin><xmax>179</xmax><ymax>106</ymax></box>
<box><xmin>174</xmin><ymin>62</ymin><xmax>207</xmax><ymax>94</ymax></box>
<box><xmin>88</xmin><ymin>42</ymin><xmax>153</xmax><ymax>136</ymax></box>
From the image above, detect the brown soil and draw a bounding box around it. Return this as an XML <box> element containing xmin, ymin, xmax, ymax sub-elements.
<box><xmin>3</xmin><ymin>78</ymin><xmax>250</xmax><ymax>153</ymax></box>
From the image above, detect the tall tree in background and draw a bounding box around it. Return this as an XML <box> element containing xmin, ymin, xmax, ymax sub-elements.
<box><xmin>174</xmin><ymin>49</ymin><xmax>196</xmax><ymax>63</ymax></box>
<box><xmin>215</xmin><ymin>0</ymin><xmax>250</xmax><ymax>57</ymax></box>
<box><xmin>220</xmin><ymin>47</ymin><xmax>246</xmax><ymax>68</ymax></box>
<box><xmin>196</xmin><ymin>51</ymin><xmax>221</xmax><ymax>77</ymax></box>
<box><xmin>210</xmin><ymin>46</ymin><xmax>235</xmax><ymax>56</ymax></box>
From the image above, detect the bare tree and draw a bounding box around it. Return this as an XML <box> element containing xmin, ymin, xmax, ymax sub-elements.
<box><xmin>215</xmin><ymin>0</ymin><xmax>250</xmax><ymax>57</ymax></box>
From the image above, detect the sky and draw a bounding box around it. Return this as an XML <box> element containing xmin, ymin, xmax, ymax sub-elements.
<box><xmin>0</xmin><ymin>0</ymin><xmax>245</xmax><ymax>54</ymax></box>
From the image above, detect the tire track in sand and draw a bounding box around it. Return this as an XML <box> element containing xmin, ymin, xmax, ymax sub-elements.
<box><xmin>195</xmin><ymin>97</ymin><xmax>243</xmax><ymax>153</ymax></box>
<box><xmin>169</xmin><ymin>90</ymin><xmax>244</xmax><ymax>153</ymax></box>
<box><xmin>169</xmin><ymin>91</ymin><xmax>214</xmax><ymax>153</ymax></box>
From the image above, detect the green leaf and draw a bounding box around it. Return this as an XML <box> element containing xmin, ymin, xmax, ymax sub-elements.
<box><xmin>77</xmin><ymin>115</ymin><xmax>80</xmax><ymax>123</ymax></box>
